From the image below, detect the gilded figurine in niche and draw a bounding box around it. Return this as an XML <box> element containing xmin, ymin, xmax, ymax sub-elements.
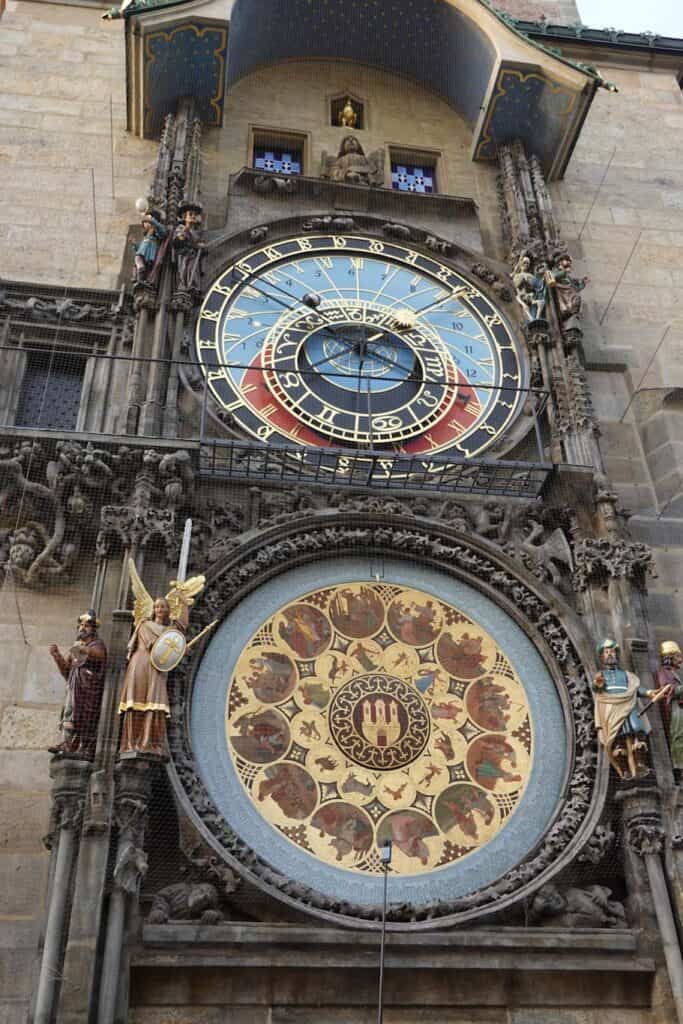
<box><xmin>338</xmin><ymin>98</ymin><xmax>358</xmax><ymax>128</ymax></box>
<box><xmin>118</xmin><ymin>560</ymin><xmax>205</xmax><ymax>758</ymax></box>
<box><xmin>49</xmin><ymin>610</ymin><xmax>107</xmax><ymax>760</ymax></box>
<box><xmin>592</xmin><ymin>638</ymin><xmax>666</xmax><ymax>779</ymax></box>
<box><xmin>655</xmin><ymin>640</ymin><xmax>683</xmax><ymax>779</ymax></box>
<box><xmin>172</xmin><ymin>201</ymin><xmax>206</xmax><ymax>294</ymax></box>
<box><xmin>321</xmin><ymin>136</ymin><xmax>384</xmax><ymax>186</ymax></box>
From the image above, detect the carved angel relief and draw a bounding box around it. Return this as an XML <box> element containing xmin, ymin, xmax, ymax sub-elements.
<box><xmin>321</xmin><ymin>135</ymin><xmax>384</xmax><ymax>186</ymax></box>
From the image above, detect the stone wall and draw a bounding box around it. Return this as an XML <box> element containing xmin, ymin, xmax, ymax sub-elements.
<box><xmin>494</xmin><ymin>0</ymin><xmax>580</xmax><ymax>23</ymax></box>
<box><xmin>552</xmin><ymin>64</ymin><xmax>683</xmax><ymax>647</ymax></box>
<box><xmin>0</xmin><ymin>1</ymin><xmax>157</xmax><ymax>290</ymax></box>
<box><xmin>204</xmin><ymin>58</ymin><xmax>499</xmax><ymax>248</ymax></box>
<box><xmin>0</xmin><ymin>583</ymin><xmax>92</xmax><ymax>1022</ymax></box>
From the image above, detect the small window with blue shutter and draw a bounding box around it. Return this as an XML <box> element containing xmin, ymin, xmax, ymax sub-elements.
<box><xmin>390</xmin><ymin>149</ymin><xmax>439</xmax><ymax>194</ymax></box>
<box><xmin>252</xmin><ymin>130</ymin><xmax>306</xmax><ymax>176</ymax></box>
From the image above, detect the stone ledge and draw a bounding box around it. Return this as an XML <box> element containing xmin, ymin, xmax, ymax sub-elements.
<box><xmin>137</xmin><ymin>924</ymin><xmax>648</xmax><ymax>974</ymax></box>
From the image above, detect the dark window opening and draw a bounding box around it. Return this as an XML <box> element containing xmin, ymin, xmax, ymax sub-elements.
<box><xmin>16</xmin><ymin>349</ymin><xmax>85</xmax><ymax>430</ymax></box>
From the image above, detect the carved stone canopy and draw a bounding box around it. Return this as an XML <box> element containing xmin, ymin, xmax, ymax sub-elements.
<box><xmin>167</xmin><ymin>513</ymin><xmax>606</xmax><ymax>930</ymax></box>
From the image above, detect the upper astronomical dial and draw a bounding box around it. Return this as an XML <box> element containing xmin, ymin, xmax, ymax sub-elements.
<box><xmin>196</xmin><ymin>235</ymin><xmax>525</xmax><ymax>458</ymax></box>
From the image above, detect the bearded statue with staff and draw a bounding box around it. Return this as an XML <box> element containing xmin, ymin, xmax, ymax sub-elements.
<box><xmin>119</xmin><ymin>546</ymin><xmax>215</xmax><ymax>758</ymax></box>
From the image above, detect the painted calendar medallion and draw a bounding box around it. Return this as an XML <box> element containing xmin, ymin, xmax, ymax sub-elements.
<box><xmin>224</xmin><ymin>581</ymin><xmax>533</xmax><ymax>876</ymax></box>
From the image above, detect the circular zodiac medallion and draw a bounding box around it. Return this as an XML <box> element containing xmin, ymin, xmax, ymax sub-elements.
<box><xmin>196</xmin><ymin>234</ymin><xmax>526</xmax><ymax>460</ymax></box>
<box><xmin>225</xmin><ymin>582</ymin><xmax>533</xmax><ymax>876</ymax></box>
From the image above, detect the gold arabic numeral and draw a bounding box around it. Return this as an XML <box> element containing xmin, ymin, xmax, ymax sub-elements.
<box><xmin>376</xmin><ymin>460</ymin><xmax>394</xmax><ymax>479</ymax></box>
<box><xmin>201</xmin><ymin>309</ymin><xmax>220</xmax><ymax>322</ymax></box>
<box><xmin>332</xmin><ymin>236</ymin><xmax>347</xmax><ymax>249</ymax></box>
<box><xmin>297</xmin><ymin>238</ymin><xmax>313</xmax><ymax>252</ymax></box>
<box><xmin>369</xmin><ymin>241</ymin><xmax>385</xmax><ymax>254</ymax></box>
<box><xmin>484</xmin><ymin>314</ymin><xmax>503</xmax><ymax>328</ymax></box>
<box><xmin>207</xmin><ymin>370</ymin><xmax>226</xmax><ymax>382</ymax></box>
<box><xmin>264</xmin><ymin>246</ymin><xmax>284</xmax><ymax>263</ymax></box>
<box><xmin>498</xmin><ymin>399</ymin><xmax>514</xmax><ymax>410</ymax></box>
<box><xmin>403</xmin><ymin>251</ymin><xmax>419</xmax><ymax>265</ymax></box>
<box><xmin>503</xmin><ymin>373</ymin><xmax>520</xmax><ymax>383</ymax></box>
<box><xmin>197</xmin><ymin>340</ymin><xmax>218</xmax><ymax>352</ymax></box>
<box><xmin>236</xmin><ymin>261</ymin><xmax>253</xmax><ymax>276</ymax></box>
<box><xmin>482</xmin><ymin>425</ymin><xmax>497</xmax><ymax>435</ymax></box>
<box><xmin>257</xmin><ymin>423</ymin><xmax>275</xmax><ymax>439</ymax></box>
<box><xmin>436</xmin><ymin>267</ymin><xmax>453</xmax><ymax>282</ymax></box>
<box><xmin>281</xmin><ymin>371</ymin><xmax>300</xmax><ymax>389</ymax></box>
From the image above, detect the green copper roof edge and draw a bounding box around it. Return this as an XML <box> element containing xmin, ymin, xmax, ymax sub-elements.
<box><xmin>480</xmin><ymin>1</ymin><xmax>614</xmax><ymax>87</ymax></box>
<box><xmin>511</xmin><ymin>18</ymin><xmax>683</xmax><ymax>51</ymax></box>
<box><xmin>104</xmin><ymin>0</ymin><xmax>193</xmax><ymax>20</ymax></box>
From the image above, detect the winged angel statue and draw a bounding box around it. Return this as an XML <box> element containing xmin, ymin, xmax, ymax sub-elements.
<box><xmin>118</xmin><ymin>559</ymin><xmax>205</xmax><ymax>758</ymax></box>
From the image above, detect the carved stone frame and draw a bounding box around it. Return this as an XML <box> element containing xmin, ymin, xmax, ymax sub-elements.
<box><xmin>166</xmin><ymin>513</ymin><xmax>606</xmax><ymax>929</ymax></box>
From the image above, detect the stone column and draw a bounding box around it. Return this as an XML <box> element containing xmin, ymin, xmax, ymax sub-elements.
<box><xmin>33</xmin><ymin>758</ymin><xmax>91</xmax><ymax>1024</ymax></box>
<box><xmin>97</xmin><ymin>760</ymin><xmax>152</xmax><ymax>1024</ymax></box>
<box><xmin>621</xmin><ymin>783</ymin><xmax>683</xmax><ymax>1024</ymax></box>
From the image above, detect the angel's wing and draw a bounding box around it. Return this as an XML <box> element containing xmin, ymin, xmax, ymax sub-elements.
<box><xmin>128</xmin><ymin>558</ymin><xmax>153</xmax><ymax>630</ymax></box>
<box><xmin>166</xmin><ymin>574</ymin><xmax>205</xmax><ymax>621</ymax></box>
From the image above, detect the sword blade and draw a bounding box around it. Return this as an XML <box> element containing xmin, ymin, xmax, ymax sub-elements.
<box><xmin>176</xmin><ymin>517</ymin><xmax>192</xmax><ymax>583</ymax></box>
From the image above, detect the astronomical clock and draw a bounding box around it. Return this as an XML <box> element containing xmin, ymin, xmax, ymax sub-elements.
<box><xmin>196</xmin><ymin>233</ymin><xmax>526</xmax><ymax>461</ymax></box>
<box><xmin>177</xmin><ymin>225</ymin><xmax>596</xmax><ymax>927</ymax></box>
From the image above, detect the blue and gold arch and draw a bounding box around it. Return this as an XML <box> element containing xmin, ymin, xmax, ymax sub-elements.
<box><xmin>120</xmin><ymin>0</ymin><xmax>602</xmax><ymax>178</ymax></box>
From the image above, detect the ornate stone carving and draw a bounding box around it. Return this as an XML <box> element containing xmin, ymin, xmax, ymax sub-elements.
<box><xmin>578</xmin><ymin>823</ymin><xmax>615</xmax><ymax>864</ymax></box>
<box><xmin>147</xmin><ymin>882</ymin><xmax>224</xmax><ymax>924</ymax></box>
<box><xmin>113</xmin><ymin>840</ymin><xmax>148</xmax><ymax>896</ymax></box>
<box><xmin>167</xmin><ymin>517</ymin><xmax>600</xmax><ymax>927</ymax></box>
<box><xmin>321</xmin><ymin>136</ymin><xmax>384</xmax><ymax>186</ymax></box>
<box><xmin>529</xmin><ymin>884</ymin><xmax>626</xmax><ymax>928</ymax></box>
<box><xmin>253</xmin><ymin>174</ymin><xmax>299</xmax><ymax>196</ymax></box>
<box><xmin>573</xmin><ymin>537</ymin><xmax>654</xmax><ymax>592</ymax></box>
<box><xmin>424</xmin><ymin>236</ymin><xmax>452</xmax><ymax>255</ymax></box>
<box><xmin>0</xmin><ymin>440</ymin><xmax>113</xmax><ymax>587</ymax></box>
<box><xmin>0</xmin><ymin>288</ymin><xmax>115</xmax><ymax>322</ymax></box>
<box><xmin>626</xmin><ymin>819</ymin><xmax>665</xmax><ymax>856</ymax></box>
<box><xmin>302</xmin><ymin>215</ymin><xmax>356</xmax><ymax>232</ymax></box>
<box><xmin>469</xmin><ymin>263</ymin><xmax>513</xmax><ymax>303</ymax></box>
<box><xmin>382</xmin><ymin>222</ymin><xmax>413</xmax><ymax>240</ymax></box>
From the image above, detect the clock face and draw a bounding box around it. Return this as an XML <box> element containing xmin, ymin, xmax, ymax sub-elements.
<box><xmin>196</xmin><ymin>234</ymin><xmax>525</xmax><ymax>458</ymax></box>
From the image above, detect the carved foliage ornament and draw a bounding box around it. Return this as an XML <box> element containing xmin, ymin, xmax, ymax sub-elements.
<box><xmin>167</xmin><ymin>517</ymin><xmax>601</xmax><ymax>927</ymax></box>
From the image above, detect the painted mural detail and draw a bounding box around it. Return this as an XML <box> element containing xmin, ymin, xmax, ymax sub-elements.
<box><xmin>226</xmin><ymin>583</ymin><xmax>533</xmax><ymax>875</ymax></box>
